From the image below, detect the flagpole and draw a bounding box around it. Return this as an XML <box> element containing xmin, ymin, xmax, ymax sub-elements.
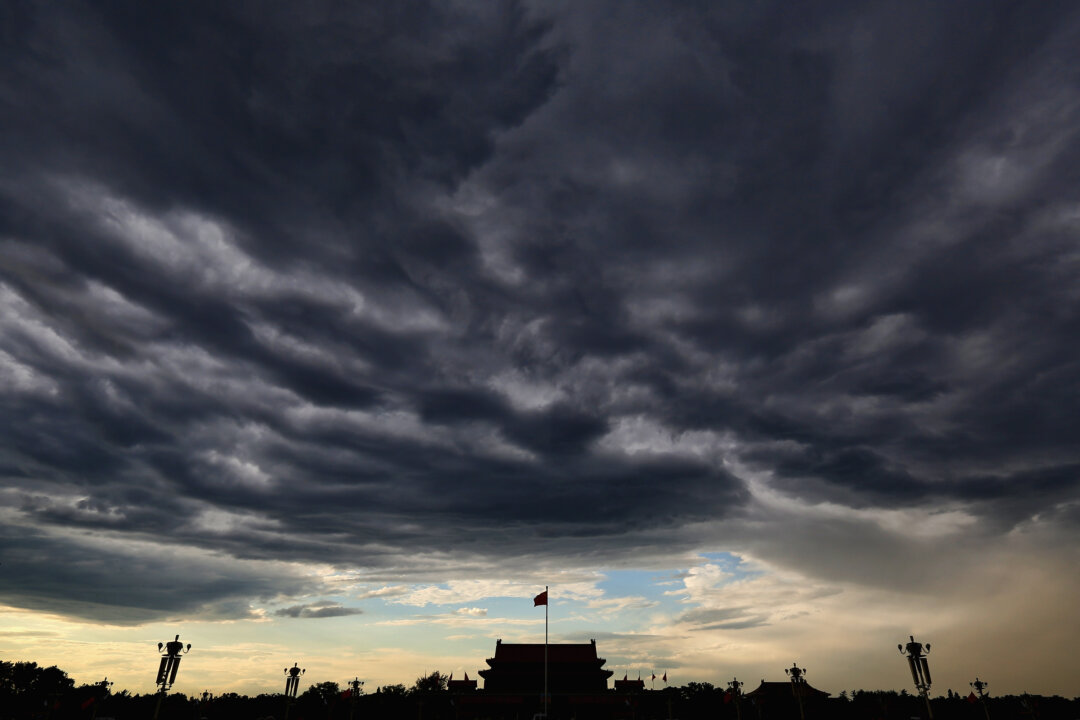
<box><xmin>544</xmin><ymin>585</ymin><xmax>549</xmax><ymax>720</ymax></box>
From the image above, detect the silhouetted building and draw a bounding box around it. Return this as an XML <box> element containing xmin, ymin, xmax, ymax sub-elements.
<box><xmin>455</xmin><ymin>639</ymin><xmax>634</xmax><ymax>719</ymax></box>
<box><xmin>745</xmin><ymin>680</ymin><xmax>829</xmax><ymax>702</ymax></box>
<box><xmin>478</xmin><ymin>639</ymin><xmax>614</xmax><ymax>694</ymax></box>
<box><xmin>613</xmin><ymin>676</ymin><xmax>645</xmax><ymax>693</ymax></box>
<box><xmin>447</xmin><ymin>672</ymin><xmax>477</xmax><ymax>692</ymax></box>
<box><xmin>745</xmin><ymin>680</ymin><xmax>830</xmax><ymax>719</ymax></box>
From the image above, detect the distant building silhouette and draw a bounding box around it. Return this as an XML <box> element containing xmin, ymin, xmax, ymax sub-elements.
<box><xmin>458</xmin><ymin>639</ymin><xmax>627</xmax><ymax>718</ymax></box>
<box><xmin>478</xmin><ymin>638</ymin><xmax>614</xmax><ymax>694</ymax></box>
<box><xmin>745</xmin><ymin>680</ymin><xmax>829</xmax><ymax>719</ymax></box>
<box><xmin>613</xmin><ymin>676</ymin><xmax>645</xmax><ymax>693</ymax></box>
<box><xmin>447</xmin><ymin>672</ymin><xmax>477</xmax><ymax>692</ymax></box>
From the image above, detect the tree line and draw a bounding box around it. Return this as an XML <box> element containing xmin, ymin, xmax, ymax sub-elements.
<box><xmin>0</xmin><ymin>663</ymin><xmax>451</xmax><ymax>720</ymax></box>
<box><xmin>3</xmin><ymin>661</ymin><xmax>1078</xmax><ymax>720</ymax></box>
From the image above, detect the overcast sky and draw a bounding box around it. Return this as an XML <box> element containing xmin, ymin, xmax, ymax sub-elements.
<box><xmin>2</xmin><ymin>0</ymin><xmax>1079</xmax><ymax>698</ymax></box>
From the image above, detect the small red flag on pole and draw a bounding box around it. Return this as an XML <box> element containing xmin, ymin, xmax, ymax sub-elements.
<box><xmin>967</xmin><ymin>692</ymin><xmax>978</xmax><ymax>704</ymax></box>
<box><xmin>663</xmin><ymin>672</ymin><xmax>667</xmax><ymax>682</ymax></box>
<box><xmin>537</xmin><ymin>586</ymin><xmax>549</xmax><ymax>720</ymax></box>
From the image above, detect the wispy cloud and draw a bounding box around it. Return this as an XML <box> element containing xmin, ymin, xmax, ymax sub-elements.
<box><xmin>273</xmin><ymin>603</ymin><xmax>364</xmax><ymax>619</ymax></box>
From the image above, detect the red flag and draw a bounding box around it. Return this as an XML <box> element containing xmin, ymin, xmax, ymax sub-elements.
<box><xmin>81</xmin><ymin>697</ymin><xmax>96</xmax><ymax>710</ymax></box>
<box><xmin>533</xmin><ymin>590</ymin><xmax>548</xmax><ymax>606</ymax></box>
<box><xmin>449</xmin><ymin>673</ymin><xmax>453</xmax><ymax>682</ymax></box>
<box><xmin>341</xmin><ymin>690</ymin><xmax>351</xmax><ymax>700</ymax></box>
<box><xmin>968</xmin><ymin>693</ymin><xmax>978</xmax><ymax>704</ymax></box>
<box><xmin>724</xmin><ymin>692</ymin><xmax>733</xmax><ymax>704</ymax></box>
<box><xmin>652</xmin><ymin>673</ymin><xmax>656</xmax><ymax>681</ymax></box>
<box><xmin>464</xmin><ymin>672</ymin><xmax>470</xmax><ymax>681</ymax></box>
<box><xmin>623</xmin><ymin>674</ymin><xmax>628</xmax><ymax>681</ymax></box>
<box><xmin>662</xmin><ymin>672</ymin><xmax>667</xmax><ymax>682</ymax></box>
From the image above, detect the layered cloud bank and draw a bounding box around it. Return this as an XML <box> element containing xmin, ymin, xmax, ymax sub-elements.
<box><xmin>1</xmin><ymin>0</ymin><xmax>1078</xmax><ymax>696</ymax></box>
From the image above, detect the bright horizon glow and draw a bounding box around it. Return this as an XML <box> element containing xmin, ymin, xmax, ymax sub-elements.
<box><xmin>3</xmin><ymin>550</ymin><xmax>1078</xmax><ymax>697</ymax></box>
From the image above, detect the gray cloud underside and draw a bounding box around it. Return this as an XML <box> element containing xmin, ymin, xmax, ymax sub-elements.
<box><xmin>273</xmin><ymin>603</ymin><xmax>364</xmax><ymax>619</ymax></box>
<box><xmin>0</xmin><ymin>524</ymin><xmax>309</xmax><ymax>624</ymax></box>
<box><xmin>2</xmin><ymin>0</ymin><xmax>1080</xmax><ymax>620</ymax></box>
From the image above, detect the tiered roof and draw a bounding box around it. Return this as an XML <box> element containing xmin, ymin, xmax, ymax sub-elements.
<box><xmin>485</xmin><ymin>642</ymin><xmax>609</xmax><ymax>664</ymax></box>
<box><xmin>745</xmin><ymin>681</ymin><xmax>830</xmax><ymax>702</ymax></box>
<box><xmin>478</xmin><ymin>639</ymin><xmax>614</xmax><ymax>694</ymax></box>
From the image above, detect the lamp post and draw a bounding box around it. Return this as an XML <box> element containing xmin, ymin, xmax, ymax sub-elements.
<box><xmin>153</xmin><ymin>635</ymin><xmax>192</xmax><ymax>720</ymax></box>
<box><xmin>728</xmin><ymin>677</ymin><xmax>744</xmax><ymax>720</ymax></box>
<box><xmin>970</xmin><ymin>678</ymin><xmax>990</xmax><ymax>720</ymax></box>
<box><xmin>283</xmin><ymin>663</ymin><xmax>305</xmax><ymax>720</ymax></box>
<box><xmin>348</xmin><ymin>677</ymin><xmax>364</xmax><ymax>720</ymax></box>
<box><xmin>784</xmin><ymin>663</ymin><xmax>807</xmax><ymax>720</ymax></box>
<box><xmin>91</xmin><ymin>677</ymin><xmax>112</xmax><ymax>720</ymax></box>
<box><xmin>898</xmin><ymin>636</ymin><xmax>933</xmax><ymax>720</ymax></box>
<box><xmin>196</xmin><ymin>690</ymin><xmax>213</xmax><ymax>720</ymax></box>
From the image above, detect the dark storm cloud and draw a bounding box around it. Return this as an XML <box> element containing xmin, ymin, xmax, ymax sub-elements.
<box><xmin>418</xmin><ymin>389</ymin><xmax>610</xmax><ymax>456</ymax></box>
<box><xmin>2</xmin><ymin>0</ymin><xmax>1080</xmax><ymax>620</ymax></box>
<box><xmin>0</xmin><ymin>524</ymin><xmax>311</xmax><ymax>624</ymax></box>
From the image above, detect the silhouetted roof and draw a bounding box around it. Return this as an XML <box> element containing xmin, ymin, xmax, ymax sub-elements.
<box><xmin>614</xmin><ymin>678</ymin><xmax>646</xmax><ymax>692</ymax></box>
<box><xmin>488</xmin><ymin>641</ymin><xmax>603</xmax><ymax>664</ymax></box>
<box><xmin>745</xmin><ymin>681</ymin><xmax>830</xmax><ymax>701</ymax></box>
<box><xmin>478</xmin><ymin>639</ymin><xmax>613</xmax><ymax>693</ymax></box>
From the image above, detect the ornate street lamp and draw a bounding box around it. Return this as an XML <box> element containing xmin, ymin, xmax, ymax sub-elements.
<box><xmin>285</xmin><ymin>664</ymin><xmax>306</xmax><ymax>698</ymax></box>
<box><xmin>899</xmin><ymin>635</ymin><xmax>933</xmax><ymax>719</ymax></box>
<box><xmin>785</xmin><ymin>663</ymin><xmax>808</xmax><ymax>720</ymax></box>
<box><xmin>727</xmin><ymin>677</ymin><xmax>744</xmax><ymax>720</ymax></box>
<box><xmin>153</xmin><ymin>635</ymin><xmax>192</xmax><ymax>720</ymax></box>
<box><xmin>785</xmin><ymin>664</ymin><xmax>806</xmax><ymax>684</ymax></box>
<box><xmin>970</xmin><ymin>678</ymin><xmax>990</xmax><ymax>720</ymax></box>
<box><xmin>200</xmin><ymin>690</ymin><xmax>214</xmax><ymax>704</ymax></box>
<box><xmin>283</xmin><ymin>663</ymin><xmax>305</xmax><ymax>720</ymax></box>
<box><xmin>347</xmin><ymin>677</ymin><xmax>364</xmax><ymax>720</ymax></box>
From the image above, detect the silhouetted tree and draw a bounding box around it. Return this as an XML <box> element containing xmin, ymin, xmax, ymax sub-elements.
<box><xmin>0</xmin><ymin>660</ymin><xmax>75</xmax><ymax>718</ymax></box>
<box><xmin>4</xmin><ymin>656</ymin><xmax>1080</xmax><ymax>720</ymax></box>
<box><xmin>410</xmin><ymin>671</ymin><xmax>449</xmax><ymax>693</ymax></box>
<box><xmin>301</xmin><ymin>680</ymin><xmax>342</xmax><ymax>706</ymax></box>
